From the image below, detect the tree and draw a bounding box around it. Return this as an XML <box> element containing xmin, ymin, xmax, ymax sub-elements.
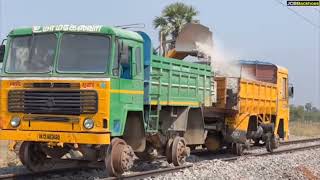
<box><xmin>311</xmin><ymin>107</ymin><xmax>319</xmax><ymax>112</ymax></box>
<box><xmin>153</xmin><ymin>2</ymin><xmax>199</xmax><ymax>55</ymax></box>
<box><xmin>296</xmin><ymin>105</ymin><xmax>305</xmax><ymax>121</ymax></box>
<box><xmin>290</xmin><ymin>104</ymin><xmax>320</xmax><ymax>122</ymax></box>
<box><xmin>305</xmin><ymin>102</ymin><xmax>312</xmax><ymax>112</ymax></box>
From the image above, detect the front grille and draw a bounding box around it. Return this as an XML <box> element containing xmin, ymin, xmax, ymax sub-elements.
<box><xmin>8</xmin><ymin>90</ymin><xmax>98</xmax><ymax>115</ymax></box>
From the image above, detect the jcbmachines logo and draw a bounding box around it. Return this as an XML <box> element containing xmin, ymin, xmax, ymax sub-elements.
<box><xmin>287</xmin><ymin>1</ymin><xmax>320</xmax><ymax>6</ymax></box>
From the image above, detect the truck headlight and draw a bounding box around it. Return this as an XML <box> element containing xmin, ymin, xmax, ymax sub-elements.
<box><xmin>83</xmin><ymin>118</ymin><xmax>94</xmax><ymax>129</ymax></box>
<box><xmin>10</xmin><ymin>117</ymin><xmax>21</xmax><ymax>127</ymax></box>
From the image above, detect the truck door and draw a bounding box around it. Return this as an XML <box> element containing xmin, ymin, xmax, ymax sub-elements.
<box><xmin>117</xmin><ymin>39</ymin><xmax>144</xmax><ymax>104</ymax></box>
<box><xmin>277</xmin><ymin>71</ymin><xmax>289</xmax><ymax>139</ymax></box>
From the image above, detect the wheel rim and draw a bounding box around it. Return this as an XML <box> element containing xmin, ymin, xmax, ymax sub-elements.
<box><xmin>172</xmin><ymin>137</ymin><xmax>187</xmax><ymax>166</ymax></box>
<box><xmin>105</xmin><ymin>138</ymin><xmax>134</xmax><ymax>177</ymax></box>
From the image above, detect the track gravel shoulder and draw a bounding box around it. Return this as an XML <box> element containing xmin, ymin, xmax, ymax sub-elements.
<box><xmin>152</xmin><ymin>148</ymin><xmax>320</xmax><ymax>180</ymax></box>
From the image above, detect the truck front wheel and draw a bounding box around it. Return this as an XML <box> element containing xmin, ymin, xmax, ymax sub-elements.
<box><xmin>105</xmin><ymin>138</ymin><xmax>135</xmax><ymax>177</ymax></box>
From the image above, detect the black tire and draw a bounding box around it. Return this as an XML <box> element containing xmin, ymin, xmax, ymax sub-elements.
<box><xmin>165</xmin><ymin>139</ymin><xmax>173</xmax><ymax>164</ymax></box>
<box><xmin>266</xmin><ymin>140</ymin><xmax>273</xmax><ymax>152</ymax></box>
<box><xmin>231</xmin><ymin>143</ymin><xmax>244</xmax><ymax>156</ymax></box>
<box><xmin>19</xmin><ymin>142</ymin><xmax>52</xmax><ymax>172</ymax></box>
<box><xmin>266</xmin><ymin>135</ymin><xmax>279</xmax><ymax>152</ymax></box>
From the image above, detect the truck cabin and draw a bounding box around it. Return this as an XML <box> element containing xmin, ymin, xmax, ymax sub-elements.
<box><xmin>0</xmin><ymin>25</ymin><xmax>144</xmax><ymax>77</ymax></box>
<box><xmin>0</xmin><ymin>25</ymin><xmax>146</xmax><ymax>145</ymax></box>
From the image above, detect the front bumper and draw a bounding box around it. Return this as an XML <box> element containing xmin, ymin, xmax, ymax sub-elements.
<box><xmin>0</xmin><ymin>130</ymin><xmax>110</xmax><ymax>144</ymax></box>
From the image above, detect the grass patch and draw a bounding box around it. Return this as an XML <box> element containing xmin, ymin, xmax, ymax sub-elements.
<box><xmin>290</xmin><ymin>121</ymin><xmax>320</xmax><ymax>137</ymax></box>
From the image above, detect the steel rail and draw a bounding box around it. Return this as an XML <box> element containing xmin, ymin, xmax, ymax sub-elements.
<box><xmin>0</xmin><ymin>160</ymin><xmax>104</xmax><ymax>180</ymax></box>
<box><xmin>0</xmin><ymin>168</ymin><xmax>86</xmax><ymax>180</ymax></box>
<box><xmin>254</xmin><ymin>144</ymin><xmax>320</xmax><ymax>157</ymax></box>
<box><xmin>105</xmin><ymin>164</ymin><xmax>193</xmax><ymax>180</ymax></box>
<box><xmin>280</xmin><ymin>137</ymin><xmax>320</xmax><ymax>145</ymax></box>
<box><xmin>249</xmin><ymin>137</ymin><xmax>320</xmax><ymax>150</ymax></box>
<box><xmin>221</xmin><ymin>143</ymin><xmax>320</xmax><ymax>162</ymax></box>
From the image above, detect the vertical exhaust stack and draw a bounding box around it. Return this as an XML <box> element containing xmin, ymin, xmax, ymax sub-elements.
<box><xmin>166</xmin><ymin>23</ymin><xmax>214</xmax><ymax>63</ymax></box>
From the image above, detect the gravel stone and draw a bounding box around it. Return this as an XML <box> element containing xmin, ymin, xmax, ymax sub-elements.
<box><xmin>153</xmin><ymin>148</ymin><xmax>320</xmax><ymax>180</ymax></box>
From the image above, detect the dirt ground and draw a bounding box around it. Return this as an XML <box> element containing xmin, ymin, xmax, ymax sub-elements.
<box><xmin>290</xmin><ymin>121</ymin><xmax>320</xmax><ymax>137</ymax></box>
<box><xmin>0</xmin><ymin>140</ymin><xmax>20</xmax><ymax>167</ymax></box>
<box><xmin>0</xmin><ymin>140</ymin><xmax>9</xmax><ymax>167</ymax></box>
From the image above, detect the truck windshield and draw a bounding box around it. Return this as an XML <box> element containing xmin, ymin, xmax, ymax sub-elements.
<box><xmin>5</xmin><ymin>34</ymin><xmax>57</xmax><ymax>73</ymax></box>
<box><xmin>57</xmin><ymin>34</ymin><xmax>110</xmax><ymax>73</ymax></box>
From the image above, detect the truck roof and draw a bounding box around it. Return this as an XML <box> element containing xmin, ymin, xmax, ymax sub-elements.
<box><xmin>7</xmin><ymin>24</ymin><xmax>144</xmax><ymax>42</ymax></box>
<box><xmin>238</xmin><ymin>60</ymin><xmax>274</xmax><ymax>66</ymax></box>
<box><xmin>238</xmin><ymin>60</ymin><xmax>288</xmax><ymax>73</ymax></box>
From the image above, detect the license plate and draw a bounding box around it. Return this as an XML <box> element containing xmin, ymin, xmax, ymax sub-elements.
<box><xmin>38</xmin><ymin>133</ymin><xmax>60</xmax><ymax>141</ymax></box>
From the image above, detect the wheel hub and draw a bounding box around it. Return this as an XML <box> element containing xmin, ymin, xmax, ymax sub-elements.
<box><xmin>105</xmin><ymin>138</ymin><xmax>134</xmax><ymax>177</ymax></box>
<box><xmin>171</xmin><ymin>136</ymin><xmax>189</xmax><ymax>166</ymax></box>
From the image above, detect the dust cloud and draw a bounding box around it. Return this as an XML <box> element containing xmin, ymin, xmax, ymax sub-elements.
<box><xmin>195</xmin><ymin>41</ymin><xmax>255</xmax><ymax>80</ymax></box>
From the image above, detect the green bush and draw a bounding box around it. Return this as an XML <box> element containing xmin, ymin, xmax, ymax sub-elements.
<box><xmin>290</xmin><ymin>103</ymin><xmax>320</xmax><ymax>122</ymax></box>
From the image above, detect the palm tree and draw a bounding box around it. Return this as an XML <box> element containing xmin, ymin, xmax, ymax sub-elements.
<box><xmin>153</xmin><ymin>2</ymin><xmax>199</xmax><ymax>55</ymax></box>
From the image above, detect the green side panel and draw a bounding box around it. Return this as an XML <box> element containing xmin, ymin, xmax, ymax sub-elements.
<box><xmin>109</xmin><ymin>78</ymin><xmax>144</xmax><ymax>137</ymax></box>
<box><xmin>148</xmin><ymin>55</ymin><xmax>213</xmax><ymax>107</ymax></box>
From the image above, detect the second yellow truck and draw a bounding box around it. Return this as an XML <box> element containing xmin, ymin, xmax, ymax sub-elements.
<box><xmin>204</xmin><ymin>60</ymin><xmax>293</xmax><ymax>154</ymax></box>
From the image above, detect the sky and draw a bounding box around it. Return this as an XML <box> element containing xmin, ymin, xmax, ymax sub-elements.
<box><xmin>0</xmin><ymin>0</ymin><xmax>319</xmax><ymax>107</ymax></box>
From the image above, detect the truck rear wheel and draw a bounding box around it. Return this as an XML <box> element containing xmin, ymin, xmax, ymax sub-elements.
<box><xmin>165</xmin><ymin>138</ymin><xmax>174</xmax><ymax>164</ymax></box>
<box><xmin>231</xmin><ymin>143</ymin><xmax>244</xmax><ymax>156</ymax></box>
<box><xmin>266</xmin><ymin>135</ymin><xmax>279</xmax><ymax>152</ymax></box>
<box><xmin>171</xmin><ymin>137</ymin><xmax>189</xmax><ymax>166</ymax></box>
<box><xmin>205</xmin><ymin>135</ymin><xmax>222</xmax><ymax>152</ymax></box>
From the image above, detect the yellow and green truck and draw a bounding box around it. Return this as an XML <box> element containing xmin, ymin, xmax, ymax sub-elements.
<box><xmin>0</xmin><ymin>24</ymin><xmax>291</xmax><ymax>176</ymax></box>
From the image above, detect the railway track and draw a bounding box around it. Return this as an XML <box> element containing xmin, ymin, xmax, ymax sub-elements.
<box><xmin>0</xmin><ymin>167</ymin><xmax>90</xmax><ymax>180</ymax></box>
<box><xmin>221</xmin><ymin>143</ymin><xmax>320</xmax><ymax>162</ymax></box>
<box><xmin>0</xmin><ymin>137</ymin><xmax>319</xmax><ymax>180</ymax></box>
<box><xmin>105</xmin><ymin>164</ymin><xmax>193</xmax><ymax>180</ymax></box>
<box><xmin>280</xmin><ymin>137</ymin><xmax>320</xmax><ymax>145</ymax></box>
<box><xmin>100</xmin><ymin>141</ymin><xmax>320</xmax><ymax>180</ymax></box>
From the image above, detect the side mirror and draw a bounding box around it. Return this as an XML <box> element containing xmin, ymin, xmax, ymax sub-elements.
<box><xmin>289</xmin><ymin>84</ymin><xmax>294</xmax><ymax>98</ymax></box>
<box><xmin>0</xmin><ymin>44</ymin><xmax>5</xmax><ymax>63</ymax></box>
